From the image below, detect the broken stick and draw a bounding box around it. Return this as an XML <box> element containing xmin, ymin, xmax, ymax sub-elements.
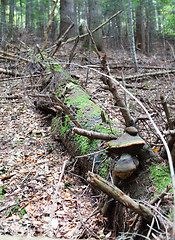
<box><xmin>87</xmin><ymin>171</ymin><xmax>154</xmax><ymax>221</ymax></box>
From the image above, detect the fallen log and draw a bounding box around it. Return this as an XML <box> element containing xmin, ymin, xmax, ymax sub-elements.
<box><xmin>51</xmin><ymin>77</ymin><xmax>122</xmax><ymax>176</ymax></box>
<box><xmin>36</xmin><ymin>68</ymin><xmax>162</xmax><ymax>235</ymax></box>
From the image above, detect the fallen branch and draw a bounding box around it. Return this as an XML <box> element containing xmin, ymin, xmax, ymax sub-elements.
<box><xmin>68</xmin><ymin>35</ymin><xmax>80</xmax><ymax>66</ymax></box>
<box><xmin>87</xmin><ymin>172</ymin><xmax>153</xmax><ymax>221</ymax></box>
<box><xmin>72</xmin><ymin>127</ymin><xmax>118</xmax><ymax>140</ymax></box>
<box><xmin>30</xmin><ymin>93</ymin><xmax>82</xmax><ymax>129</ymax></box>
<box><xmin>164</xmin><ymin>129</ymin><xmax>175</xmax><ymax>136</ymax></box>
<box><xmin>109</xmin><ymin>63</ymin><xmax>175</xmax><ymax>70</ymax></box>
<box><xmin>0</xmin><ymin>50</ymin><xmax>31</xmax><ymax>63</ymax></box>
<box><xmin>63</xmin><ymin>62</ymin><xmax>175</xmax><ymax>233</ymax></box>
<box><xmin>51</xmin><ymin>22</ymin><xmax>75</xmax><ymax>56</ymax></box>
<box><xmin>114</xmin><ymin>69</ymin><xmax>175</xmax><ymax>80</ymax></box>
<box><xmin>160</xmin><ymin>95</ymin><xmax>173</xmax><ymax>130</ymax></box>
<box><xmin>42</xmin><ymin>0</ymin><xmax>59</xmax><ymax>50</ymax></box>
<box><xmin>0</xmin><ymin>54</ymin><xmax>16</xmax><ymax>61</ymax></box>
<box><xmin>0</xmin><ymin>67</ymin><xmax>24</xmax><ymax>77</ymax></box>
<box><xmin>49</xmin><ymin>10</ymin><xmax>123</xmax><ymax>49</ymax></box>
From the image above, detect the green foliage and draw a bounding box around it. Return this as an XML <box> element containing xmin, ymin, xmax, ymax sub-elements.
<box><xmin>6</xmin><ymin>205</ymin><xmax>19</xmax><ymax>218</ymax></box>
<box><xmin>98</xmin><ymin>156</ymin><xmax>111</xmax><ymax>177</ymax></box>
<box><xmin>0</xmin><ymin>186</ymin><xmax>6</xmax><ymax>195</ymax></box>
<box><xmin>64</xmin><ymin>181</ymin><xmax>72</xmax><ymax>188</ymax></box>
<box><xmin>150</xmin><ymin>164</ymin><xmax>172</xmax><ymax>195</ymax></box>
<box><xmin>161</xmin><ymin>4</ymin><xmax>175</xmax><ymax>36</ymax></box>
<box><xmin>0</xmin><ymin>168</ymin><xmax>7</xmax><ymax>174</ymax></box>
<box><xmin>19</xmin><ymin>208</ymin><xmax>27</xmax><ymax>217</ymax></box>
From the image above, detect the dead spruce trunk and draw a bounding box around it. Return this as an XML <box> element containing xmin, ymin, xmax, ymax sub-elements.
<box><xmin>51</xmin><ymin>79</ymin><xmax>121</xmax><ymax>177</ymax></box>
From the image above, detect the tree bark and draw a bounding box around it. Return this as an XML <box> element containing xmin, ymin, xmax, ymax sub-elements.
<box><xmin>87</xmin><ymin>0</ymin><xmax>105</xmax><ymax>52</ymax></box>
<box><xmin>59</xmin><ymin>0</ymin><xmax>76</xmax><ymax>39</ymax></box>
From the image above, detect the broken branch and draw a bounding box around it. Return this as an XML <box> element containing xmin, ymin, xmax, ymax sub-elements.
<box><xmin>72</xmin><ymin>127</ymin><xmax>118</xmax><ymax>140</ymax></box>
<box><xmin>87</xmin><ymin>172</ymin><xmax>154</xmax><ymax>221</ymax></box>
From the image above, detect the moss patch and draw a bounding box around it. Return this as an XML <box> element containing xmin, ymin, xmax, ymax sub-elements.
<box><xmin>150</xmin><ymin>163</ymin><xmax>172</xmax><ymax>195</ymax></box>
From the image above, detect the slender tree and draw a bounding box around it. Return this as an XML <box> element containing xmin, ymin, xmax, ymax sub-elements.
<box><xmin>129</xmin><ymin>0</ymin><xmax>138</xmax><ymax>71</ymax></box>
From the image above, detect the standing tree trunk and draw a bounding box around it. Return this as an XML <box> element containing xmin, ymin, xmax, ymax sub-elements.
<box><xmin>129</xmin><ymin>0</ymin><xmax>138</xmax><ymax>72</ymax></box>
<box><xmin>20</xmin><ymin>0</ymin><xmax>23</xmax><ymax>28</ymax></box>
<box><xmin>25</xmin><ymin>0</ymin><xmax>30</xmax><ymax>31</ymax></box>
<box><xmin>1</xmin><ymin>0</ymin><xmax>6</xmax><ymax>48</ymax></box>
<box><xmin>145</xmin><ymin>0</ymin><xmax>156</xmax><ymax>55</ymax></box>
<box><xmin>135</xmin><ymin>1</ymin><xmax>145</xmax><ymax>52</ymax></box>
<box><xmin>30</xmin><ymin>0</ymin><xmax>34</xmax><ymax>32</ymax></box>
<box><xmin>9</xmin><ymin>0</ymin><xmax>15</xmax><ymax>38</ymax></box>
<box><xmin>59</xmin><ymin>0</ymin><xmax>76</xmax><ymax>39</ymax></box>
<box><xmin>88</xmin><ymin>0</ymin><xmax>105</xmax><ymax>51</ymax></box>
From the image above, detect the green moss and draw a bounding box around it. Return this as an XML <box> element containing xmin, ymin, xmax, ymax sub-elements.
<box><xmin>150</xmin><ymin>164</ymin><xmax>172</xmax><ymax>195</ymax></box>
<box><xmin>60</xmin><ymin>115</ymin><xmax>70</xmax><ymax>137</ymax></box>
<box><xmin>53</xmin><ymin>64</ymin><xmax>62</xmax><ymax>72</ymax></box>
<box><xmin>98</xmin><ymin>157</ymin><xmax>111</xmax><ymax>178</ymax></box>
<box><xmin>74</xmin><ymin>134</ymin><xmax>100</xmax><ymax>155</ymax></box>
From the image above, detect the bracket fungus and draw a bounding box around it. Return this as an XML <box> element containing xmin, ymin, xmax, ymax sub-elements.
<box><xmin>113</xmin><ymin>153</ymin><xmax>139</xmax><ymax>179</ymax></box>
<box><xmin>106</xmin><ymin>127</ymin><xmax>146</xmax><ymax>179</ymax></box>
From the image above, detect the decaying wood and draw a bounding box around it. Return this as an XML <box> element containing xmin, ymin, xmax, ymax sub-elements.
<box><xmin>72</xmin><ymin>127</ymin><xmax>118</xmax><ymax>140</ymax></box>
<box><xmin>51</xmin><ymin>94</ymin><xmax>82</xmax><ymax>129</ymax></box>
<box><xmin>114</xmin><ymin>69</ymin><xmax>175</xmax><ymax>80</ymax></box>
<box><xmin>31</xmin><ymin>93</ymin><xmax>82</xmax><ymax>128</ymax></box>
<box><xmin>87</xmin><ymin>172</ymin><xmax>153</xmax><ymax>221</ymax></box>
<box><xmin>160</xmin><ymin>95</ymin><xmax>173</xmax><ymax>130</ymax></box>
<box><xmin>0</xmin><ymin>50</ymin><xmax>30</xmax><ymax>63</ymax></box>
<box><xmin>0</xmin><ymin>67</ymin><xmax>24</xmax><ymax>76</ymax></box>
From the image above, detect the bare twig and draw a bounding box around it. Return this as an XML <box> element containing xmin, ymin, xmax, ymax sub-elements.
<box><xmin>42</xmin><ymin>0</ymin><xmax>59</xmax><ymax>50</ymax></box>
<box><xmin>30</xmin><ymin>93</ymin><xmax>82</xmax><ymax>129</ymax></box>
<box><xmin>49</xmin><ymin>10</ymin><xmax>123</xmax><ymax>50</ymax></box>
<box><xmin>68</xmin><ymin>36</ymin><xmax>80</xmax><ymax>67</ymax></box>
<box><xmin>0</xmin><ymin>67</ymin><xmax>24</xmax><ymax>77</ymax></box>
<box><xmin>160</xmin><ymin>95</ymin><xmax>173</xmax><ymax>130</ymax></box>
<box><xmin>72</xmin><ymin>127</ymin><xmax>118</xmax><ymax>140</ymax></box>
<box><xmin>51</xmin><ymin>22</ymin><xmax>75</xmax><ymax>56</ymax></box>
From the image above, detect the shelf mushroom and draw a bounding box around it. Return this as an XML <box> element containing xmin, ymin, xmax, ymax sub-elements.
<box><xmin>106</xmin><ymin>127</ymin><xmax>146</xmax><ymax>179</ymax></box>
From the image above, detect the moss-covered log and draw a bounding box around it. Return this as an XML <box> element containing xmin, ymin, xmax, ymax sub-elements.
<box><xmin>41</xmin><ymin>68</ymin><xmax>166</xmax><ymax>236</ymax></box>
<box><xmin>51</xmin><ymin>77</ymin><xmax>122</xmax><ymax>177</ymax></box>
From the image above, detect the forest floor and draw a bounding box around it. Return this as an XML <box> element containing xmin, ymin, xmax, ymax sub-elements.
<box><xmin>0</xmin><ymin>37</ymin><xmax>175</xmax><ymax>239</ymax></box>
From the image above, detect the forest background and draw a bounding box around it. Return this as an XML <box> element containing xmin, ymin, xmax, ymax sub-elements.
<box><xmin>1</xmin><ymin>0</ymin><xmax>175</xmax><ymax>56</ymax></box>
<box><xmin>0</xmin><ymin>0</ymin><xmax>175</xmax><ymax>239</ymax></box>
